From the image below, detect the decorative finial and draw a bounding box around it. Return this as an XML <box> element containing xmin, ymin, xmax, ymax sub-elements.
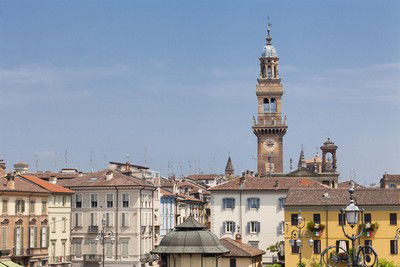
<box><xmin>266</xmin><ymin>16</ymin><xmax>272</xmax><ymax>45</ymax></box>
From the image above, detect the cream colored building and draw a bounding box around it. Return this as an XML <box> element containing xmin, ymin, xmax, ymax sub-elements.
<box><xmin>58</xmin><ymin>169</ymin><xmax>158</xmax><ymax>267</ymax></box>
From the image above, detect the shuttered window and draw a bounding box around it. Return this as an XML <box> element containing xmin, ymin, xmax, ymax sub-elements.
<box><xmin>248</xmin><ymin>221</ymin><xmax>260</xmax><ymax>234</ymax></box>
<box><xmin>222</xmin><ymin>198</ymin><xmax>235</xmax><ymax>209</ymax></box>
<box><xmin>247</xmin><ymin>198</ymin><xmax>260</xmax><ymax>209</ymax></box>
<box><xmin>122</xmin><ymin>212</ymin><xmax>130</xmax><ymax>227</ymax></box>
<box><xmin>313</xmin><ymin>240</ymin><xmax>321</xmax><ymax>254</ymax></box>
<box><xmin>75</xmin><ymin>194</ymin><xmax>82</xmax><ymax>208</ymax></box>
<box><xmin>106</xmin><ymin>194</ymin><xmax>114</xmax><ymax>208</ymax></box>
<box><xmin>1</xmin><ymin>227</ymin><xmax>7</xmax><ymax>249</ymax></box>
<box><xmin>122</xmin><ymin>193</ymin><xmax>130</xmax><ymax>208</ymax></box>
<box><xmin>390</xmin><ymin>240</ymin><xmax>398</xmax><ymax>254</ymax></box>
<box><xmin>121</xmin><ymin>240</ymin><xmax>129</xmax><ymax>258</ymax></box>
<box><xmin>223</xmin><ymin>221</ymin><xmax>235</xmax><ymax>233</ymax></box>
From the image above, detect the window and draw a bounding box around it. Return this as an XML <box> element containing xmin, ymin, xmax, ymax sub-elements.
<box><xmin>338</xmin><ymin>213</ymin><xmax>346</xmax><ymax>226</ymax></box>
<box><xmin>2</xmin><ymin>199</ymin><xmax>8</xmax><ymax>214</ymax></box>
<box><xmin>75</xmin><ymin>194</ymin><xmax>82</xmax><ymax>208</ymax></box>
<box><xmin>336</xmin><ymin>240</ymin><xmax>349</xmax><ymax>253</ymax></box>
<box><xmin>62</xmin><ymin>240</ymin><xmax>66</xmax><ymax>259</ymax></box>
<box><xmin>313</xmin><ymin>240</ymin><xmax>321</xmax><ymax>254</ymax></box>
<box><xmin>90</xmin><ymin>194</ymin><xmax>98</xmax><ymax>208</ymax></box>
<box><xmin>42</xmin><ymin>201</ymin><xmax>47</xmax><ymax>214</ymax></box>
<box><xmin>90</xmin><ymin>213</ymin><xmax>98</xmax><ymax>226</ymax></box>
<box><xmin>247</xmin><ymin>198</ymin><xmax>260</xmax><ymax>209</ymax></box>
<box><xmin>390</xmin><ymin>240</ymin><xmax>398</xmax><ymax>254</ymax></box>
<box><xmin>313</xmin><ymin>214</ymin><xmax>321</xmax><ymax>224</ymax></box>
<box><xmin>51</xmin><ymin>241</ymin><xmax>56</xmax><ymax>258</ymax></box>
<box><xmin>74</xmin><ymin>240</ymin><xmax>82</xmax><ymax>258</ymax></box>
<box><xmin>62</xmin><ymin>196</ymin><xmax>67</xmax><ymax>206</ymax></box>
<box><xmin>263</xmin><ymin>98</ymin><xmax>270</xmax><ymax>113</ymax></box>
<box><xmin>30</xmin><ymin>201</ymin><xmax>35</xmax><ymax>213</ymax></box>
<box><xmin>248</xmin><ymin>221</ymin><xmax>260</xmax><ymax>234</ymax></box>
<box><xmin>270</xmin><ymin>98</ymin><xmax>277</xmax><ymax>112</ymax></box>
<box><xmin>106</xmin><ymin>193</ymin><xmax>114</xmax><ymax>208</ymax></box>
<box><xmin>122</xmin><ymin>212</ymin><xmax>130</xmax><ymax>227</ymax></box>
<box><xmin>267</xmin><ymin>66</ymin><xmax>272</xmax><ymax>78</ymax></box>
<box><xmin>1</xmin><ymin>227</ymin><xmax>7</xmax><ymax>249</ymax></box>
<box><xmin>122</xmin><ymin>193</ymin><xmax>130</xmax><ymax>208</ymax></box>
<box><xmin>105</xmin><ymin>212</ymin><xmax>114</xmax><ymax>227</ymax></box>
<box><xmin>291</xmin><ymin>214</ymin><xmax>298</xmax><ymax>226</ymax></box>
<box><xmin>390</xmin><ymin>213</ymin><xmax>397</xmax><ymax>225</ymax></box>
<box><xmin>278</xmin><ymin>221</ymin><xmax>285</xmax><ymax>235</ymax></box>
<box><xmin>62</xmin><ymin>217</ymin><xmax>67</xmax><ymax>232</ymax></box>
<box><xmin>41</xmin><ymin>226</ymin><xmax>47</xmax><ymax>248</ymax></box>
<box><xmin>224</xmin><ymin>221</ymin><xmax>235</xmax><ymax>233</ymax></box>
<box><xmin>106</xmin><ymin>242</ymin><xmax>113</xmax><ymax>258</ymax></box>
<box><xmin>230</xmin><ymin>258</ymin><xmax>236</xmax><ymax>267</ymax></box>
<box><xmin>248</xmin><ymin>241</ymin><xmax>259</xmax><ymax>249</ymax></box>
<box><xmin>223</xmin><ymin>198</ymin><xmax>235</xmax><ymax>209</ymax></box>
<box><xmin>16</xmin><ymin>199</ymin><xmax>25</xmax><ymax>213</ymax></box>
<box><xmin>121</xmin><ymin>240</ymin><xmax>129</xmax><ymax>258</ymax></box>
<box><xmin>292</xmin><ymin>241</ymin><xmax>299</xmax><ymax>254</ymax></box>
<box><xmin>364</xmin><ymin>213</ymin><xmax>372</xmax><ymax>224</ymax></box>
<box><xmin>278</xmin><ymin>197</ymin><xmax>285</xmax><ymax>209</ymax></box>
<box><xmin>29</xmin><ymin>226</ymin><xmax>36</xmax><ymax>248</ymax></box>
<box><xmin>364</xmin><ymin>240</ymin><xmax>372</xmax><ymax>254</ymax></box>
<box><xmin>51</xmin><ymin>217</ymin><xmax>56</xmax><ymax>233</ymax></box>
<box><xmin>74</xmin><ymin>213</ymin><xmax>82</xmax><ymax>227</ymax></box>
<box><xmin>389</xmin><ymin>184</ymin><xmax>396</xmax><ymax>188</ymax></box>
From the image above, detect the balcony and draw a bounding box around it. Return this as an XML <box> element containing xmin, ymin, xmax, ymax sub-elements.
<box><xmin>49</xmin><ymin>255</ymin><xmax>72</xmax><ymax>264</ymax></box>
<box><xmin>83</xmin><ymin>254</ymin><xmax>102</xmax><ymax>262</ymax></box>
<box><xmin>88</xmin><ymin>225</ymin><xmax>99</xmax><ymax>233</ymax></box>
<box><xmin>12</xmin><ymin>247</ymin><xmax>25</xmax><ymax>257</ymax></box>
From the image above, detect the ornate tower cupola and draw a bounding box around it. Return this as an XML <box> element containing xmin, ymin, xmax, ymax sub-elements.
<box><xmin>253</xmin><ymin>19</ymin><xmax>287</xmax><ymax>176</ymax></box>
<box><xmin>320</xmin><ymin>138</ymin><xmax>338</xmax><ymax>173</ymax></box>
<box><xmin>225</xmin><ymin>157</ymin><xmax>234</xmax><ymax>178</ymax></box>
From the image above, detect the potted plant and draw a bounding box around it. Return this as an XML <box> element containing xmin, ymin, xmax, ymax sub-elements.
<box><xmin>358</xmin><ymin>222</ymin><xmax>379</xmax><ymax>237</ymax></box>
<box><xmin>306</xmin><ymin>221</ymin><xmax>325</xmax><ymax>237</ymax></box>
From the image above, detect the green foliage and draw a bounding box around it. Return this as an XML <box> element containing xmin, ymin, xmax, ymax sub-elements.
<box><xmin>297</xmin><ymin>262</ymin><xmax>306</xmax><ymax>267</ymax></box>
<box><xmin>264</xmin><ymin>264</ymin><xmax>281</xmax><ymax>267</ymax></box>
<box><xmin>378</xmin><ymin>259</ymin><xmax>399</xmax><ymax>267</ymax></box>
<box><xmin>266</xmin><ymin>242</ymin><xmax>279</xmax><ymax>253</ymax></box>
<box><xmin>306</xmin><ymin>221</ymin><xmax>325</xmax><ymax>232</ymax></box>
<box><xmin>308</xmin><ymin>257</ymin><xmax>321</xmax><ymax>267</ymax></box>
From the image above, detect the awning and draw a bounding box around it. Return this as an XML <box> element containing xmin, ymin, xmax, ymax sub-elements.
<box><xmin>0</xmin><ymin>260</ymin><xmax>24</xmax><ymax>267</ymax></box>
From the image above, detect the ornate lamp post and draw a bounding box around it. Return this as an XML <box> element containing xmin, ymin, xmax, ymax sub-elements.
<box><xmin>289</xmin><ymin>210</ymin><xmax>314</xmax><ymax>266</ymax></box>
<box><xmin>395</xmin><ymin>228</ymin><xmax>400</xmax><ymax>240</ymax></box>
<box><xmin>320</xmin><ymin>183</ymin><xmax>378</xmax><ymax>267</ymax></box>
<box><xmin>95</xmin><ymin>217</ymin><xmax>115</xmax><ymax>267</ymax></box>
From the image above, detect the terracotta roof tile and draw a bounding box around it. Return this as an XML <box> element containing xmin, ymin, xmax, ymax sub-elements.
<box><xmin>0</xmin><ymin>176</ymin><xmax>49</xmax><ymax>194</ymax></box>
<box><xmin>338</xmin><ymin>181</ymin><xmax>365</xmax><ymax>189</ymax></box>
<box><xmin>382</xmin><ymin>174</ymin><xmax>400</xmax><ymax>182</ymax></box>
<box><xmin>285</xmin><ymin>188</ymin><xmax>400</xmax><ymax>206</ymax></box>
<box><xmin>220</xmin><ymin>238</ymin><xmax>265</xmax><ymax>257</ymax></box>
<box><xmin>209</xmin><ymin>177</ymin><xmax>327</xmax><ymax>191</ymax></box>
<box><xmin>21</xmin><ymin>175</ymin><xmax>74</xmax><ymax>194</ymax></box>
<box><xmin>186</xmin><ymin>174</ymin><xmax>221</xmax><ymax>180</ymax></box>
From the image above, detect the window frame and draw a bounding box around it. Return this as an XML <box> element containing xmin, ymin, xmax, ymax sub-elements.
<box><xmin>223</xmin><ymin>198</ymin><xmax>235</xmax><ymax>209</ymax></box>
<box><xmin>247</xmin><ymin>198</ymin><xmax>260</xmax><ymax>209</ymax></box>
<box><xmin>313</xmin><ymin>213</ymin><xmax>321</xmax><ymax>224</ymax></box>
<box><xmin>390</xmin><ymin>213</ymin><xmax>397</xmax><ymax>225</ymax></box>
<box><xmin>106</xmin><ymin>193</ymin><xmax>114</xmax><ymax>208</ymax></box>
<box><xmin>390</xmin><ymin>240</ymin><xmax>398</xmax><ymax>255</ymax></box>
<box><xmin>224</xmin><ymin>221</ymin><xmax>235</xmax><ymax>233</ymax></box>
<box><xmin>75</xmin><ymin>194</ymin><xmax>82</xmax><ymax>208</ymax></box>
<box><xmin>291</xmin><ymin>214</ymin><xmax>298</xmax><ymax>226</ymax></box>
<box><xmin>90</xmin><ymin>194</ymin><xmax>98</xmax><ymax>208</ymax></box>
<box><xmin>122</xmin><ymin>193</ymin><xmax>130</xmax><ymax>208</ymax></box>
<box><xmin>313</xmin><ymin>239</ymin><xmax>321</xmax><ymax>254</ymax></box>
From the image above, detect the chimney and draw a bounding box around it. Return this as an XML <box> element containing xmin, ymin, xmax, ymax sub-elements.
<box><xmin>105</xmin><ymin>171</ymin><xmax>113</xmax><ymax>181</ymax></box>
<box><xmin>49</xmin><ymin>175</ymin><xmax>57</xmax><ymax>184</ymax></box>
<box><xmin>235</xmin><ymin>233</ymin><xmax>242</xmax><ymax>243</ymax></box>
<box><xmin>6</xmin><ymin>172</ymin><xmax>15</xmax><ymax>190</ymax></box>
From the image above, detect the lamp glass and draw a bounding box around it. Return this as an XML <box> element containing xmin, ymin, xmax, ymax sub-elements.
<box><xmin>344</xmin><ymin>202</ymin><xmax>360</xmax><ymax>225</ymax></box>
<box><xmin>308</xmin><ymin>238</ymin><xmax>314</xmax><ymax>247</ymax></box>
<box><xmin>298</xmin><ymin>215</ymin><xmax>303</xmax><ymax>225</ymax></box>
<box><xmin>296</xmin><ymin>239</ymin><xmax>302</xmax><ymax>247</ymax></box>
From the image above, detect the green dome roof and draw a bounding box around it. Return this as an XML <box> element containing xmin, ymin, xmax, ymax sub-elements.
<box><xmin>151</xmin><ymin>216</ymin><xmax>229</xmax><ymax>254</ymax></box>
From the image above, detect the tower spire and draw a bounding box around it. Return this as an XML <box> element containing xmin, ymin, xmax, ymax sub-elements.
<box><xmin>298</xmin><ymin>146</ymin><xmax>306</xmax><ymax>169</ymax></box>
<box><xmin>266</xmin><ymin>17</ymin><xmax>272</xmax><ymax>45</ymax></box>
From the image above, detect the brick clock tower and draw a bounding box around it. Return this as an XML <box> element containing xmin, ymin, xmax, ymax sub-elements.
<box><xmin>252</xmin><ymin>21</ymin><xmax>287</xmax><ymax>176</ymax></box>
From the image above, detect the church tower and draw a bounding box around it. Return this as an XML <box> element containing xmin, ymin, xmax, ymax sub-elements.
<box><xmin>252</xmin><ymin>20</ymin><xmax>287</xmax><ymax>176</ymax></box>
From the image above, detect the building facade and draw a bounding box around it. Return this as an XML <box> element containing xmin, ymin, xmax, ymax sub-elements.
<box><xmin>58</xmin><ymin>169</ymin><xmax>158</xmax><ymax>267</ymax></box>
<box><xmin>0</xmin><ymin>173</ymin><xmax>50</xmax><ymax>267</ymax></box>
<box><xmin>380</xmin><ymin>174</ymin><xmax>400</xmax><ymax>189</ymax></box>
<box><xmin>20</xmin><ymin>175</ymin><xmax>74</xmax><ymax>267</ymax></box>
<box><xmin>284</xmin><ymin>188</ymin><xmax>400</xmax><ymax>267</ymax></box>
<box><xmin>209</xmin><ymin>175</ymin><xmax>326</xmax><ymax>264</ymax></box>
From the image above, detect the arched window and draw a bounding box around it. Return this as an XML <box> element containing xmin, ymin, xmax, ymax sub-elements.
<box><xmin>267</xmin><ymin>66</ymin><xmax>272</xmax><ymax>78</ymax></box>
<box><xmin>263</xmin><ymin>98</ymin><xmax>270</xmax><ymax>113</ymax></box>
<box><xmin>261</xmin><ymin>66</ymin><xmax>266</xmax><ymax>78</ymax></box>
<box><xmin>274</xmin><ymin>66</ymin><xmax>277</xmax><ymax>78</ymax></box>
<box><xmin>270</xmin><ymin>98</ymin><xmax>277</xmax><ymax>112</ymax></box>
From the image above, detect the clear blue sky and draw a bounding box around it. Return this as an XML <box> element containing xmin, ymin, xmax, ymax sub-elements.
<box><xmin>0</xmin><ymin>0</ymin><xmax>399</xmax><ymax>185</ymax></box>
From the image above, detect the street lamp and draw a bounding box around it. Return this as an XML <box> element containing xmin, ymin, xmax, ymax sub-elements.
<box><xmin>395</xmin><ymin>228</ymin><xmax>400</xmax><ymax>240</ymax></box>
<box><xmin>95</xmin><ymin>217</ymin><xmax>115</xmax><ymax>267</ymax></box>
<box><xmin>290</xmin><ymin>210</ymin><xmax>314</xmax><ymax>266</ymax></box>
<box><xmin>320</xmin><ymin>182</ymin><xmax>378</xmax><ymax>267</ymax></box>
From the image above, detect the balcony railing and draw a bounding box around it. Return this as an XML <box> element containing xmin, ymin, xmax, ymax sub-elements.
<box><xmin>88</xmin><ymin>225</ymin><xmax>99</xmax><ymax>233</ymax></box>
<box><xmin>49</xmin><ymin>255</ymin><xmax>72</xmax><ymax>264</ymax></box>
<box><xmin>13</xmin><ymin>247</ymin><xmax>25</xmax><ymax>256</ymax></box>
<box><xmin>83</xmin><ymin>254</ymin><xmax>102</xmax><ymax>262</ymax></box>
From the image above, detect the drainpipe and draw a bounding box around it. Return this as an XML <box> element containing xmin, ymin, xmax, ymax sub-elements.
<box><xmin>239</xmin><ymin>189</ymin><xmax>243</xmax><ymax>235</ymax></box>
<box><xmin>325</xmin><ymin>205</ymin><xmax>328</xmax><ymax>264</ymax></box>
<box><xmin>115</xmin><ymin>187</ymin><xmax>119</xmax><ymax>261</ymax></box>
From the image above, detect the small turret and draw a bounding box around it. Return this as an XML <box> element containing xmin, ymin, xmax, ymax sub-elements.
<box><xmin>298</xmin><ymin>148</ymin><xmax>306</xmax><ymax>169</ymax></box>
<box><xmin>225</xmin><ymin>157</ymin><xmax>234</xmax><ymax>178</ymax></box>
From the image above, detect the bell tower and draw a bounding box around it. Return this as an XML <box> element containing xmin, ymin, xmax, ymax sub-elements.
<box><xmin>252</xmin><ymin>20</ymin><xmax>287</xmax><ymax>176</ymax></box>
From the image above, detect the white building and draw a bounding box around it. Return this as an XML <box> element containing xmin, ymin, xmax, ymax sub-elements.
<box><xmin>209</xmin><ymin>175</ymin><xmax>326</xmax><ymax>264</ymax></box>
<box><xmin>58</xmin><ymin>169</ymin><xmax>158</xmax><ymax>267</ymax></box>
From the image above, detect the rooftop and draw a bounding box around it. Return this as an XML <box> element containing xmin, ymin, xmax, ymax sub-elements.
<box><xmin>21</xmin><ymin>175</ymin><xmax>74</xmax><ymax>194</ymax></box>
<box><xmin>220</xmin><ymin>237</ymin><xmax>265</xmax><ymax>257</ymax></box>
<box><xmin>0</xmin><ymin>175</ymin><xmax>49</xmax><ymax>194</ymax></box>
<box><xmin>285</xmin><ymin>188</ymin><xmax>400</xmax><ymax>206</ymax></box>
<box><xmin>209</xmin><ymin>177</ymin><xmax>327</xmax><ymax>191</ymax></box>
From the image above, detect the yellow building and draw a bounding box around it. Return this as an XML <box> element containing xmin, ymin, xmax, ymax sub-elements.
<box><xmin>284</xmin><ymin>188</ymin><xmax>400</xmax><ymax>266</ymax></box>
